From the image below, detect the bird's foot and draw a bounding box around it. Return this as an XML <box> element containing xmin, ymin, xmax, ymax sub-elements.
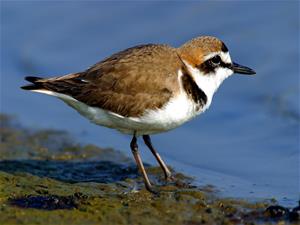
<box><xmin>165</xmin><ymin>174</ymin><xmax>176</xmax><ymax>182</ymax></box>
<box><xmin>145</xmin><ymin>184</ymin><xmax>160</xmax><ymax>195</ymax></box>
<box><xmin>164</xmin><ymin>173</ymin><xmax>195</xmax><ymax>189</ymax></box>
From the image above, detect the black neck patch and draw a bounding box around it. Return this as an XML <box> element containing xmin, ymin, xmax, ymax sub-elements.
<box><xmin>197</xmin><ymin>60</ymin><xmax>215</xmax><ymax>74</ymax></box>
<box><xmin>181</xmin><ymin>68</ymin><xmax>207</xmax><ymax>108</ymax></box>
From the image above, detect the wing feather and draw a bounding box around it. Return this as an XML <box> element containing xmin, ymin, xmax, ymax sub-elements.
<box><xmin>30</xmin><ymin>44</ymin><xmax>184</xmax><ymax>117</ymax></box>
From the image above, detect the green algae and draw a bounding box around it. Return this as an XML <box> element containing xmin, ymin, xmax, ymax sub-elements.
<box><xmin>0</xmin><ymin>114</ymin><xmax>297</xmax><ymax>225</ymax></box>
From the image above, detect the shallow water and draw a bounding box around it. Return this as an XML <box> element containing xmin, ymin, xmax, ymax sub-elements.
<box><xmin>1</xmin><ymin>1</ymin><xmax>299</xmax><ymax>206</ymax></box>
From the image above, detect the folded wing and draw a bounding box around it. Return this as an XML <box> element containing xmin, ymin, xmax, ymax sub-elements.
<box><xmin>22</xmin><ymin>44</ymin><xmax>183</xmax><ymax>117</ymax></box>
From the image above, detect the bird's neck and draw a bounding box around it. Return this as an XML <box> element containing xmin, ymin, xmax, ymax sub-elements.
<box><xmin>183</xmin><ymin>61</ymin><xmax>232</xmax><ymax>106</ymax></box>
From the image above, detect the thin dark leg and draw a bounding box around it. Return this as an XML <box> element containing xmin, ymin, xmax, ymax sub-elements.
<box><xmin>143</xmin><ymin>135</ymin><xmax>172</xmax><ymax>180</ymax></box>
<box><xmin>130</xmin><ymin>134</ymin><xmax>154</xmax><ymax>192</ymax></box>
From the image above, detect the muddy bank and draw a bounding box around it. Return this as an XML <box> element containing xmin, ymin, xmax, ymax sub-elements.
<box><xmin>0</xmin><ymin>114</ymin><xmax>298</xmax><ymax>225</ymax></box>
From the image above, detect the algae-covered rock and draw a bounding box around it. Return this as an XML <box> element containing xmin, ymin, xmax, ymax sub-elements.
<box><xmin>0</xmin><ymin>114</ymin><xmax>297</xmax><ymax>225</ymax></box>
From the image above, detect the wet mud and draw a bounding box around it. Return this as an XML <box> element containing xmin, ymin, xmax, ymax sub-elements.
<box><xmin>0</xmin><ymin>114</ymin><xmax>299</xmax><ymax>225</ymax></box>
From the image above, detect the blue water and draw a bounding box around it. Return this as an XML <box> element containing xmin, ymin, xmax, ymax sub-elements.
<box><xmin>1</xmin><ymin>1</ymin><xmax>299</xmax><ymax>206</ymax></box>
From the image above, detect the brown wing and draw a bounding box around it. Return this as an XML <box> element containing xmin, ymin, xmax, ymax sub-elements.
<box><xmin>34</xmin><ymin>44</ymin><xmax>184</xmax><ymax>117</ymax></box>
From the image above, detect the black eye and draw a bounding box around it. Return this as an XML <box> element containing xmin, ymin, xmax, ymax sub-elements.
<box><xmin>210</xmin><ymin>55</ymin><xmax>221</xmax><ymax>65</ymax></box>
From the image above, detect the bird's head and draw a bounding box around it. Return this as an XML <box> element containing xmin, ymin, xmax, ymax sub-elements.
<box><xmin>177</xmin><ymin>36</ymin><xmax>255</xmax><ymax>97</ymax></box>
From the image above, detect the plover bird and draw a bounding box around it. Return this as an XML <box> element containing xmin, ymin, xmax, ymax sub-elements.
<box><xmin>21</xmin><ymin>36</ymin><xmax>255</xmax><ymax>192</ymax></box>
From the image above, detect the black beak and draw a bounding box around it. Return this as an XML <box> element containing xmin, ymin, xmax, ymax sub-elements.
<box><xmin>232</xmin><ymin>62</ymin><xmax>256</xmax><ymax>75</ymax></box>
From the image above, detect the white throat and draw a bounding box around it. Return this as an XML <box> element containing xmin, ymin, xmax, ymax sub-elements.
<box><xmin>183</xmin><ymin>60</ymin><xmax>233</xmax><ymax>106</ymax></box>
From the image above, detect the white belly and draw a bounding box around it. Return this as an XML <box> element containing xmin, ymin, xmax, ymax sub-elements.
<box><xmin>33</xmin><ymin>90</ymin><xmax>212</xmax><ymax>136</ymax></box>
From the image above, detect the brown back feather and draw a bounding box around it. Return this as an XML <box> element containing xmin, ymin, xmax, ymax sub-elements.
<box><xmin>39</xmin><ymin>44</ymin><xmax>184</xmax><ymax>117</ymax></box>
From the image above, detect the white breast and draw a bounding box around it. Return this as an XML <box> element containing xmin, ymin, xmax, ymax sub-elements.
<box><xmin>127</xmin><ymin>69</ymin><xmax>212</xmax><ymax>135</ymax></box>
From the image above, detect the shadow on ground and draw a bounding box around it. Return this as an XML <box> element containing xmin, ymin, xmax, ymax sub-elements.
<box><xmin>0</xmin><ymin>159</ymin><xmax>139</xmax><ymax>183</ymax></box>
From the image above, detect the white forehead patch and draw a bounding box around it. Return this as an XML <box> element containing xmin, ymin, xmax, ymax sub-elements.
<box><xmin>220</xmin><ymin>52</ymin><xmax>232</xmax><ymax>64</ymax></box>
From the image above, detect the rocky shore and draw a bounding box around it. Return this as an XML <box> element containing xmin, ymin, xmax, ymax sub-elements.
<box><xmin>0</xmin><ymin>114</ymin><xmax>298</xmax><ymax>225</ymax></box>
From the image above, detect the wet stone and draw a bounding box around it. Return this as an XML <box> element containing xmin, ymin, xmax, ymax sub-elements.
<box><xmin>9</xmin><ymin>195</ymin><xmax>79</xmax><ymax>210</ymax></box>
<box><xmin>289</xmin><ymin>203</ymin><xmax>300</xmax><ymax>222</ymax></box>
<box><xmin>264</xmin><ymin>205</ymin><xmax>289</xmax><ymax>218</ymax></box>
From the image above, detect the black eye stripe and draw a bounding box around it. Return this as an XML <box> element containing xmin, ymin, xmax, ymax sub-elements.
<box><xmin>197</xmin><ymin>55</ymin><xmax>232</xmax><ymax>74</ymax></box>
<box><xmin>220</xmin><ymin>60</ymin><xmax>232</xmax><ymax>69</ymax></box>
<box><xmin>211</xmin><ymin>55</ymin><xmax>221</xmax><ymax>64</ymax></box>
